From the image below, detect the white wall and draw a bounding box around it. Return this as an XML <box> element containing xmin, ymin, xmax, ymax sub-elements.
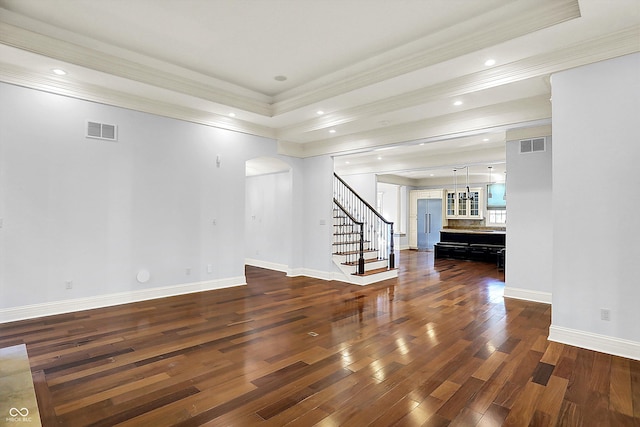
<box><xmin>0</xmin><ymin>82</ymin><xmax>276</xmax><ymax>319</ymax></box>
<box><xmin>377</xmin><ymin>182</ymin><xmax>398</xmax><ymax>223</ymax></box>
<box><xmin>377</xmin><ymin>182</ymin><xmax>408</xmax><ymax>250</ymax></box>
<box><xmin>341</xmin><ymin>173</ymin><xmax>377</xmax><ymax>206</ymax></box>
<box><xmin>300</xmin><ymin>156</ymin><xmax>334</xmax><ymax>277</ymax></box>
<box><xmin>504</xmin><ymin>137</ymin><xmax>553</xmax><ymax>303</ymax></box>
<box><xmin>550</xmin><ymin>53</ymin><xmax>640</xmax><ymax>358</ymax></box>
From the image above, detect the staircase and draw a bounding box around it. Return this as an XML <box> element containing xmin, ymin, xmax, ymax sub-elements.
<box><xmin>333</xmin><ymin>173</ymin><xmax>398</xmax><ymax>285</ymax></box>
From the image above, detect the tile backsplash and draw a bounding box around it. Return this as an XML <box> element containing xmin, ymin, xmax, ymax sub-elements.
<box><xmin>446</xmin><ymin>219</ymin><xmax>505</xmax><ymax>231</ymax></box>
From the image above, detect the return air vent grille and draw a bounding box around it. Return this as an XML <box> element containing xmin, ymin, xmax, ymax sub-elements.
<box><xmin>520</xmin><ymin>137</ymin><xmax>545</xmax><ymax>154</ymax></box>
<box><xmin>87</xmin><ymin>121</ymin><xmax>117</xmax><ymax>141</ymax></box>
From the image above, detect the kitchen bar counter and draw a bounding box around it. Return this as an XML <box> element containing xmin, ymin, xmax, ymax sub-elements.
<box><xmin>435</xmin><ymin>229</ymin><xmax>505</xmax><ymax>262</ymax></box>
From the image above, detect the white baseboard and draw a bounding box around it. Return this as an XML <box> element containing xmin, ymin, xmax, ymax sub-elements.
<box><xmin>244</xmin><ymin>258</ymin><xmax>289</xmax><ymax>273</ymax></box>
<box><xmin>503</xmin><ymin>286</ymin><xmax>552</xmax><ymax>304</ymax></box>
<box><xmin>0</xmin><ymin>276</ymin><xmax>246</xmax><ymax>324</ymax></box>
<box><xmin>549</xmin><ymin>325</ymin><xmax>640</xmax><ymax>361</ymax></box>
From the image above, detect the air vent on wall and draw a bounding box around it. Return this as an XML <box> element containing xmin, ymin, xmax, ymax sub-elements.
<box><xmin>520</xmin><ymin>137</ymin><xmax>545</xmax><ymax>154</ymax></box>
<box><xmin>87</xmin><ymin>121</ymin><xmax>117</xmax><ymax>141</ymax></box>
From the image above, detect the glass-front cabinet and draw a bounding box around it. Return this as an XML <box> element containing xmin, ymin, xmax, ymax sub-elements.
<box><xmin>446</xmin><ymin>192</ymin><xmax>456</xmax><ymax>216</ymax></box>
<box><xmin>445</xmin><ymin>188</ymin><xmax>483</xmax><ymax>219</ymax></box>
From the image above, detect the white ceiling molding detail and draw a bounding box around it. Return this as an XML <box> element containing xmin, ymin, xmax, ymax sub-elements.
<box><xmin>0</xmin><ymin>60</ymin><xmax>277</xmax><ymax>139</ymax></box>
<box><xmin>276</xmin><ymin>27</ymin><xmax>640</xmax><ymax>144</ymax></box>
<box><xmin>292</xmin><ymin>96</ymin><xmax>552</xmax><ymax>158</ymax></box>
<box><xmin>0</xmin><ymin>21</ymin><xmax>273</xmax><ymax>116</ymax></box>
<box><xmin>271</xmin><ymin>0</ymin><xmax>581</xmax><ymax>114</ymax></box>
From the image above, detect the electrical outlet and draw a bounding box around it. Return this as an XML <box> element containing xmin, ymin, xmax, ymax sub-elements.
<box><xmin>207</xmin><ymin>264</ymin><xmax>213</xmax><ymax>274</ymax></box>
<box><xmin>65</xmin><ymin>280</ymin><xmax>73</xmax><ymax>290</ymax></box>
<box><xmin>600</xmin><ymin>308</ymin><xmax>611</xmax><ymax>321</ymax></box>
<box><xmin>185</xmin><ymin>267</ymin><xmax>191</xmax><ymax>276</ymax></box>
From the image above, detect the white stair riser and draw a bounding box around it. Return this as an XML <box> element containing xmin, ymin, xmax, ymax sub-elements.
<box><xmin>341</xmin><ymin>259</ymin><xmax>389</xmax><ymax>274</ymax></box>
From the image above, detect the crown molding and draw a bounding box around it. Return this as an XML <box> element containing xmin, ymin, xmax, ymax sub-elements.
<box><xmin>278</xmin><ymin>26</ymin><xmax>640</xmax><ymax>141</ymax></box>
<box><xmin>271</xmin><ymin>0</ymin><xmax>580</xmax><ymax>115</ymax></box>
<box><xmin>0</xmin><ymin>20</ymin><xmax>273</xmax><ymax>117</ymax></box>
<box><xmin>283</xmin><ymin>95</ymin><xmax>551</xmax><ymax>158</ymax></box>
<box><xmin>0</xmin><ymin>61</ymin><xmax>277</xmax><ymax>139</ymax></box>
<box><xmin>336</xmin><ymin>146</ymin><xmax>507</xmax><ymax>178</ymax></box>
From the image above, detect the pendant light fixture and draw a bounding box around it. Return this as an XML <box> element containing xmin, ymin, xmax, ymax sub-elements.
<box><xmin>459</xmin><ymin>166</ymin><xmax>474</xmax><ymax>201</ymax></box>
<box><xmin>453</xmin><ymin>168</ymin><xmax>458</xmax><ymax>195</ymax></box>
<box><xmin>503</xmin><ymin>171</ymin><xmax>507</xmax><ymax>200</ymax></box>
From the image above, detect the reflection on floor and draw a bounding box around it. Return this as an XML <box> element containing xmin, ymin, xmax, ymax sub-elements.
<box><xmin>0</xmin><ymin>344</ymin><xmax>42</xmax><ymax>427</ymax></box>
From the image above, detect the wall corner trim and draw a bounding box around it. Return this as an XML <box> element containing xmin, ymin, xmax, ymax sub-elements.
<box><xmin>0</xmin><ymin>276</ymin><xmax>247</xmax><ymax>324</ymax></box>
<box><xmin>503</xmin><ymin>286</ymin><xmax>552</xmax><ymax>304</ymax></box>
<box><xmin>549</xmin><ymin>325</ymin><xmax>640</xmax><ymax>361</ymax></box>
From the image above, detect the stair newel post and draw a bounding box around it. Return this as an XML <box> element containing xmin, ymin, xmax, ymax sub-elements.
<box><xmin>358</xmin><ymin>223</ymin><xmax>365</xmax><ymax>275</ymax></box>
<box><xmin>389</xmin><ymin>222</ymin><xmax>395</xmax><ymax>269</ymax></box>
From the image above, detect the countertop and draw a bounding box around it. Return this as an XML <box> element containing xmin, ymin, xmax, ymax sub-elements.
<box><xmin>441</xmin><ymin>229</ymin><xmax>506</xmax><ymax>234</ymax></box>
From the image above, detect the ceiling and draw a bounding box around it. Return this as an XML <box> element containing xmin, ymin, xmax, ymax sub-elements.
<box><xmin>0</xmin><ymin>0</ymin><xmax>638</xmax><ymax>182</ymax></box>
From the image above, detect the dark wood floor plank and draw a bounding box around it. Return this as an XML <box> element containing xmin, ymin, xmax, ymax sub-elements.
<box><xmin>610</xmin><ymin>356</ymin><xmax>634</xmax><ymax>417</ymax></box>
<box><xmin>0</xmin><ymin>250</ymin><xmax>638</xmax><ymax>426</ymax></box>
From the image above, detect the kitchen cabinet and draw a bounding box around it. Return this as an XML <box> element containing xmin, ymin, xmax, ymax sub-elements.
<box><xmin>445</xmin><ymin>188</ymin><xmax>483</xmax><ymax>219</ymax></box>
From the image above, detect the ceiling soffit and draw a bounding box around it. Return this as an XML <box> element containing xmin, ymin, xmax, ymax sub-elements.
<box><xmin>0</xmin><ymin>58</ymin><xmax>277</xmax><ymax>139</ymax></box>
<box><xmin>288</xmin><ymin>95</ymin><xmax>552</xmax><ymax>158</ymax></box>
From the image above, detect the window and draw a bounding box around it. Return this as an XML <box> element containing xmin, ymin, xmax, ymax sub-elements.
<box><xmin>486</xmin><ymin>183</ymin><xmax>506</xmax><ymax>225</ymax></box>
<box><xmin>486</xmin><ymin>183</ymin><xmax>506</xmax><ymax>209</ymax></box>
<box><xmin>488</xmin><ymin>209</ymin><xmax>507</xmax><ymax>225</ymax></box>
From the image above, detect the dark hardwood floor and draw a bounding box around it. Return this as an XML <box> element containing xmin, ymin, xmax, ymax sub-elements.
<box><xmin>1</xmin><ymin>250</ymin><xmax>638</xmax><ymax>426</ymax></box>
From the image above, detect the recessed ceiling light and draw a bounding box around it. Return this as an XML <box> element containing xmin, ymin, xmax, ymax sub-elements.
<box><xmin>51</xmin><ymin>68</ymin><xmax>67</xmax><ymax>75</ymax></box>
<box><xmin>430</xmin><ymin>174</ymin><xmax>435</xmax><ymax>177</ymax></box>
<box><xmin>453</xmin><ymin>100</ymin><xmax>463</xmax><ymax>106</ymax></box>
<box><xmin>484</xmin><ymin>59</ymin><xmax>496</xmax><ymax>66</ymax></box>
<box><xmin>228</xmin><ymin>112</ymin><xmax>236</xmax><ymax>117</ymax></box>
<box><xmin>345</xmin><ymin>161</ymin><xmax>350</xmax><ymax>164</ymax></box>
<box><xmin>377</xmin><ymin>156</ymin><xmax>382</xmax><ymax>160</ymax></box>
<box><xmin>483</xmin><ymin>138</ymin><xmax>489</xmax><ymax>142</ymax></box>
<box><xmin>329</xmin><ymin>129</ymin><xmax>336</xmax><ymax>134</ymax></box>
<box><xmin>317</xmin><ymin>110</ymin><xmax>324</xmax><ymax>115</ymax></box>
<box><xmin>274</xmin><ymin>75</ymin><xmax>287</xmax><ymax>81</ymax></box>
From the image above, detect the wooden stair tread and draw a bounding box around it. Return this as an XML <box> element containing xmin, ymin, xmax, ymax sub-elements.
<box><xmin>342</xmin><ymin>258</ymin><xmax>383</xmax><ymax>266</ymax></box>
